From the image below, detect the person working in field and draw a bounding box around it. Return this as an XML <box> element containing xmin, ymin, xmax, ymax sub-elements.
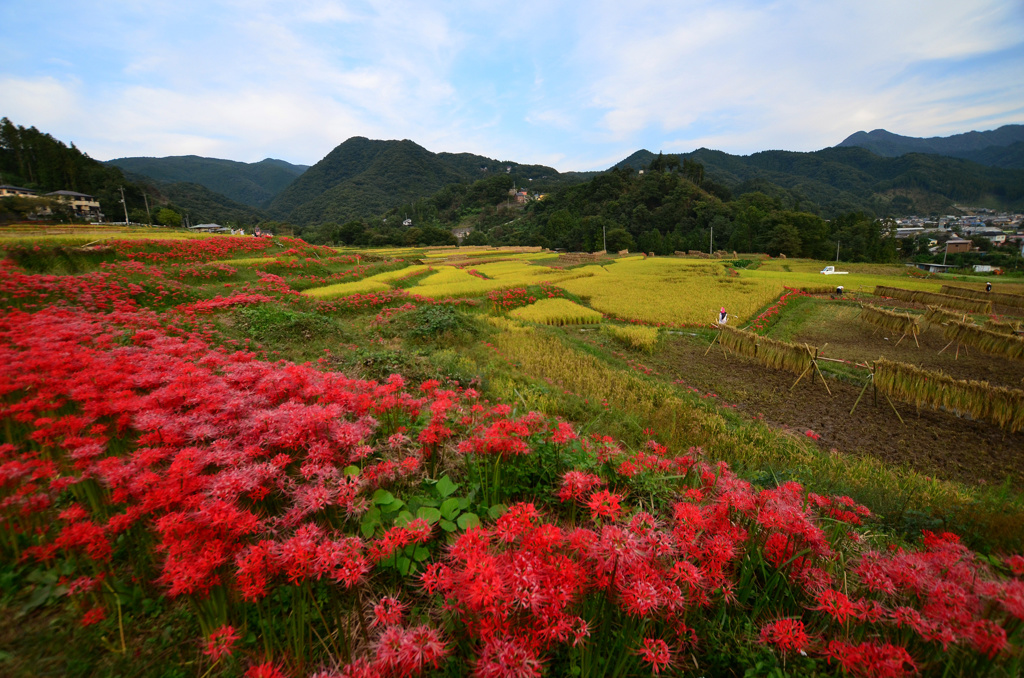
<box><xmin>718</xmin><ymin>307</ymin><xmax>728</xmax><ymax>325</ymax></box>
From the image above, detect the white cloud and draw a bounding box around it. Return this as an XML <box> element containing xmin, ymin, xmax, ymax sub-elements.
<box><xmin>0</xmin><ymin>76</ymin><xmax>82</xmax><ymax>130</ymax></box>
<box><xmin>0</xmin><ymin>0</ymin><xmax>1021</xmax><ymax>170</ymax></box>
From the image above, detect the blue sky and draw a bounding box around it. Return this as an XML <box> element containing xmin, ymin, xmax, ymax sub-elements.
<box><xmin>2</xmin><ymin>1</ymin><xmax>1023</xmax><ymax>171</ymax></box>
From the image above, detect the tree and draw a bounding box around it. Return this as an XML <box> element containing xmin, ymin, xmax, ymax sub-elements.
<box><xmin>767</xmin><ymin>223</ymin><xmax>802</xmax><ymax>257</ymax></box>
<box><xmin>156</xmin><ymin>208</ymin><xmax>182</xmax><ymax>227</ymax></box>
<box><xmin>462</xmin><ymin>230</ymin><xmax>488</xmax><ymax>246</ymax></box>
<box><xmin>604</xmin><ymin>228</ymin><xmax>634</xmax><ymax>252</ymax></box>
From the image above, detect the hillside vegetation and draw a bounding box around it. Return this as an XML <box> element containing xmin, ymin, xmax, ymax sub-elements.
<box><xmin>106</xmin><ymin>155</ymin><xmax>308</xmax><ymax>207</ymax></box>
<box><xmin>265</xmin><ymin>136</ymin><xmax>593</xmax><ymax>225</ymax></box>
<box><xmin>838</xmin><ymin>125</ymin><xmax>1024</xmax><ymax>168</ymax></box>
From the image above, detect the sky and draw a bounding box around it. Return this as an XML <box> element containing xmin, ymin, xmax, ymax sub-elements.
<box><xmin>2</xmin><ymin>1</ymin><xmax>1023</xmax><ymax>172</ymax></box>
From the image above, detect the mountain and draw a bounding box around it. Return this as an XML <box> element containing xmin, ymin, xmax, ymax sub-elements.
<box><xmin>837</xmin><ymin>125</ymin><xmax>1024</xmax><ymax>169</ymax></box>
<box><xmin>612</xmin><ymin>150</ymin><xmax>658</xmax><ymax>171</ymax></box>
<box><xmin>148</xmin><ymin>181</ymin><xmax>265</xmax><ymax>226</ymax></box>
<box><xmin>0</xmin><ymin>117</ymin><xmax>154</xmax><ymax>220</ymax></box>
<box><xmin>265</xmin><ymin>137</ymin><xmax>589</xmax><ymax>225</ymax></box>
<box><xmin>619</xmin><ymin>146</ymin><xmax>1024</xmax><ymax>217</ymax></box>
<box><xmin>105</xmin><ymin>155</ymin><xmax>308</xmax><ymax>207</ymax></box>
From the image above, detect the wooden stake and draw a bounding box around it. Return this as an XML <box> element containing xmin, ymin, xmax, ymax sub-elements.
<box><xmin>885</xmin><ymin>395</ymin><xmax>905</xmax><ymax>425</ymax></box>
<box><xmin>814</xmin><ymin>361</ymin><xmax>832</xmax><ymax>396</ymax></box>
<box><xmin>850</xmin><ymin>376</ymin><xmax>872</xmax><ymax>415</ymax></box>
<box><xmin>791</xmin><ymin>365</ymin><xmax>812</xmax><ymax>390</ymax></box>
<box><xmin>704</xmin><ymin>331</ymin><xmax>720</xmax><ymax>357</ymax></box>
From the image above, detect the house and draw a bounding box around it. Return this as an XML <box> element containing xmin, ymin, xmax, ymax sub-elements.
<box><xmin>188</xmin><ymin>223</ymin><xmax>231</xmax><ymax>233</ymax></box>
<box><xmin>944</xmin><ymin>238</ymin><xmax>971</xmax><ymax>254</ymax></box>
<box><xmin>45</xmin><ymin>190</ymin><xmax>103</xmax><ymax>221</ymax></box>
<box><xmin>911</xmin><ymin>263</ymin><xmax>958</xmax><ymax>273</ymax></box>
<box><xmin>452</xmin><ymin>226</ymin><xmax>473</xmax><ymax>241</ymax></box>
<box><xmin>0</xmin><ymin>184</ymin><xmax>37</xmax><ymax>198</ymax></box>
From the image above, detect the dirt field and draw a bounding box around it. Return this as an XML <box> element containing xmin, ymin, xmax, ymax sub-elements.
<box><xmin>650</xmin><ymin>298</ymin><xmax>1024</xmax><ymax>489</ymax></box>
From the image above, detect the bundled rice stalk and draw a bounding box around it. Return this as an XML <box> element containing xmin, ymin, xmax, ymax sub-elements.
<box><xmin>756</xmin><ymin>335</ymin><xmax>814</xmax><ymax>376</ymax></box>
<box><xmin>873</xmin><ymin>285</ymin><xmax>917</xmax><ymax>302</ymax></box>
<box><xmin>859</xmin><ymin>304</ymin><xmax>921</xmax><ymax>338</ymax></box>
<box><xmin>922</xmin><ymin>305</ymin><xmax>966</xmax><ymax>327</ymax></box>
<box><xmin>719</xmin><ymin>325</ymin><xmax>758</xmax><ymax>358</ymax></box>
<box><xmin>941</xmin><ymin>285</ymin><xmax>1024</xmax><ymax>310</ymax></box>
<box><xmin>873</xmin><ymin>286</ymin><xmax>993</xmax><ymax>313</ymax></box>
<box><xmin>943</xmin><ymin>320</ymin><xmax>1024</xmax><ymax>361</ymax></box>
<box><xmin>874</xmin><ymin>358</ymin><xmax>1024</xmax><ymax>433</ymax></box>
<box><xmin>984</xmin><ymin>318</ymin><xmax>1023</xmax><ymax>335</ymax></box>
<box><xmin>718</xmin><ymin>326</ymin><xmax>815</xmax><ymax>376</ymax></box>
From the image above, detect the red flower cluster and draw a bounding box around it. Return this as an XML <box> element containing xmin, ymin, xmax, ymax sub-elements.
<box><xmin>487</xmin><ymin>287</ymin><xmax>536</xmax><ymax>312</ymax></box>
<box><xmin>749</xmin><ymin>290</ymin><xmax>796</xmax><ymax>332</ymax></box>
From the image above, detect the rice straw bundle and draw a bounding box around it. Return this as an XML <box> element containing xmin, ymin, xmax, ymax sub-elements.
<box><xmin>942</xmin><ymin>320</ymin><xmax>1024</xmax><ymax>361</ymax></box>
<box><xmin>983</xmin><ymin>318</ymin><xmax>1023</xmax><ymax>335</ymax></box>
<box><xmin>940</xmin><ymin>285</ymin><xmax>1024</xmax><ymax>310</ymax></box>
<box><xmin>859</xmin><ymin>304</ymin><xmax>920</xmax><ymax>338</ymax></box>
<box><xmin>872</xmin><ymin>286</ymin><xmax>992</xmax><ymax>313</ymax></box>
<box><xmin>719</xmin><ymin>325</ymin><xmax>758</xmax><ymax>358</ymax></box>
<box><xmin>922</xmin><ymin>305</ymin><xmax>966</xmax><ymax>327</ymax></box>
<box><xmin>874</xmin><ymin>358</ymin><xmax>1024</xmax><ymax>432</ymax></box>
<box><xmin>717</xmin><ymin>326</ymin><xmax>815</xmax><ymax>376</ymax></box>
<box><xmin>756</xmin><ymin>334</ymin><xmax>814</xmax><ymax>375</ymax></box>
<box><xmin>873</xmin><ymin>285</ymin><xmax>916</xmax><ymax>302</ymax></box>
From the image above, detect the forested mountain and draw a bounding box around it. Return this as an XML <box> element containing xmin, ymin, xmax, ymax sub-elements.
<box><xmin>611</xmin><ymin>146</ymin><xmax>1024</xmax><ymax>216</ymax></box>
<box><xmin>0</xmin><ymin>117</ymin><xmax>145</xmax><ymax>217</ymax></box>
<box><xmin>150</xmin><ymin>182</ymin><xmax>265</xmax><ymax>226</ymax></box>
<box><xmin>105</xmin><ymin>155</ymin><xmax>307</xmax><ymax>206</ymax></box>
<box><xmin>0</xmin><ymin>118</ymin><xmax>258</xmax><ymax>226</ymax></box>
<box><xmin>296</xmin><ymin>154</ymin><xmax>899</xmax><ymax>263</ymax></box>
<box><xmin>265</xmin><ymin>136</ymin><xmax>592</xmax><ymax>225</ymax></box>
<box><xmin>669</xmin><ymin>147</ymin><xmax>1024</xmax><ymax>216</ymax></box>
<box><xmin>837</xmin><ymin>125</ymin><xmax>1024</xmax><ymax>169</ymax></box>
<box><xmin>306</xmin><ymin>143</ymin><xmax>1024</xmax><ymax>262</ymax></box>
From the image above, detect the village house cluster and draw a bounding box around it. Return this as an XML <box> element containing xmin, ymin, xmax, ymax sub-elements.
<box><xmin>892</xmin><ymin>208</ymin><xmax>1024</xmax><ymax>273</ymax></box>
<box><xmin>0</xmin><ymin>183</ymin><xmax>104</xmax><ymax>221</ymax></box>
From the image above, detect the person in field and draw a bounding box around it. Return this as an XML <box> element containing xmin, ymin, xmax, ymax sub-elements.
<box><xmin>718</xmin><ymin>307</ymin><xmax>728</xmax><ymax>325</ymax></box>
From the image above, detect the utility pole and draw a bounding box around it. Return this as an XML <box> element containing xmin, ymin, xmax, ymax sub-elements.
<box><xmin>836</xmin><ymin>241</ymin><xmax>840</xmax><ymax>262</ymax></box>
<box><xmin>710</xmin><ymin>225</ymin><xmax>713</xmax><ymax>255</ymax></box>
<box><xmin>142</xmin><ymin>192</ymin><xmax>152</xmax><ymax>226</ymax></box>
<box><xmin>943</xmin><ymin>241</ymin><xmax>950</xmax><ymax>266</ymax></box>
<box><xmin>119</xmin><ymin>186</ymin><xmax>129</xmax><ymax>224</ymax></box>
<box><xmin>603</xmin><ymin>223</ymin><xmax>607</xmax><ymax>253</ymax></box>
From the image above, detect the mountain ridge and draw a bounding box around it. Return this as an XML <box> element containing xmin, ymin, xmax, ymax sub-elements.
<box><xmin>105</xmin><ymin>155</ymin><xmax>308</xmax><ymax>207</ymax></box>
<box><xmin>264</xmin><ymin>136</ymin><xmax>587</xmax><ymax>225</ymax></box>
<box><xmin>837</xmin><ymin>125</ymin><xmax>1024</xmax><ymax>169</ymax></box>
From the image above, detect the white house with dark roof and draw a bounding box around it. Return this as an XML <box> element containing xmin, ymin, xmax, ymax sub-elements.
<box><xmin>0</xmin><ymin>184</ymin><xmax>38</xmax><ymax>198</ymax></box>
<box><xmin>45</xmin><ymin>190</ymin><xmax>103</xmax><ymax>221</ymax></box>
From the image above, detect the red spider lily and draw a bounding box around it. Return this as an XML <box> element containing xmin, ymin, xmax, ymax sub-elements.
<box><xmin>245</xmin><ymin>661</ymin><xmax>289</xmax><ymax>678</ymax></box>
<box><xmin>375</xmin><ymin>624</ymin><xmax>450</xmax><ymax>676</ymax></box>
<box><xmin>203</xmin><ymin>624</ymin><xmax>241</xmax><ymax>660</ymax></box>
<box><xmin>586</xmin><ymin>489</ymin><xmax>623</xmax><ymax>522</ymax></box>
<box><xmin>79</xmin><ymin>606</ymin><xmax>106</xmax><ymax>626</ymax></box>
<box><xmin>824</xmin><ymin>640</ymin><xmax>916</xmax><ymax>678</ymax></box>
<box><xmin>812</xmin><ymin>588</ymin><xmax>855</xmax><ymax>624</ymax></box>
<box><xmin>474</xmin><ymin>636</ymin><xmax>544</xmax><ymax>678</ymax></box>
<box><xmin>372</xmin><ymin>596</ymin><xmax>408</xmax><ymax>628</ymax></box>
<box><xmin>758</xmin><ymin>618</ymin><xmax>810</xmax><ymax>654</ymax></box>
<box><xmin>636</xmin><ymin>637</ymin><xmax>672</xmax><ymax>674</ymax></box>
